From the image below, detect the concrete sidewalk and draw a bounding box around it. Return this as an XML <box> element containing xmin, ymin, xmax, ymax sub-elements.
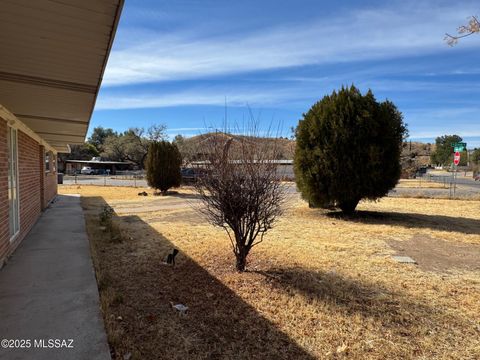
<box><xmin>0</xmin><ymin>195</ymin><xmax>110</xmax><ymax>360</ymax></box>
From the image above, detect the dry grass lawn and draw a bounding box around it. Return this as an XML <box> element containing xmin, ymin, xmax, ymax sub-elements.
<box><xmin>59</xmin><ymin>185</ymin><xmax>480</xmax><ymax>359</ymax></box>
<box><xmin>396</xmin><ymin>179</ymin><xmax>447</xmax><ymax>189</ymax></box>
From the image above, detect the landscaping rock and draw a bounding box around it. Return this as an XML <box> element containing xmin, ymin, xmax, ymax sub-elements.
<box><xmin>171</xmin><ymin>303</ymin><xmax>188</xmax><ymax>316</ymax></box>
<box><xmin>392</xmin><ymin>255</ymin><xmax>417</xmax><ymax>264</ymax></box>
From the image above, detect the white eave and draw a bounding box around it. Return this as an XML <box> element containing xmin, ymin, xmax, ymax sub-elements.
<box><xmin>0</xmin><ymin>0</ymin><xmax>124</xmax><ymax>153</ymax></box>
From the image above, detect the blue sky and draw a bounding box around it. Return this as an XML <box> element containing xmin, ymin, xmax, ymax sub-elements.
<box><xmin>91</xmin><ymin>0</ymin><xmax>480</xmax><ymax>147</ymax></box>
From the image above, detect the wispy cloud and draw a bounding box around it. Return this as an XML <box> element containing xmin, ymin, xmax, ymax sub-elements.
<box><xmin>405</xmin><ymin>106</ymin><xmax>480</xmax><ymax>140</ymax></box>
<box><xmin>167</xmin><ymin>127</ymin><xmax>206</xmax><ymax>132</ymax></box>
<box><xmin>103</xmin><ymin>3</ymin><xmax>476</xmax><ymax>86</ymax></box>
<box><xmin>97</xmin><ymin>77</ymin><xmax>480</xmax><ymax>110</ymax></box>
<box><xmin>95</xmin><ymin>85</ymin><xmax>310</xmax><ymax>110</ymax></box>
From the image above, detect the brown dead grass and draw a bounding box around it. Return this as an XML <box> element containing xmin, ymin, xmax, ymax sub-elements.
<box><xmin>60</xmin><ymin>185</ymin><xmax>480</xmax><ymax>359</ymax></box>
<box><xmin>396</xmin><ymin>179</ymin><xmax>447</xmax><ymax>189</ymax></box>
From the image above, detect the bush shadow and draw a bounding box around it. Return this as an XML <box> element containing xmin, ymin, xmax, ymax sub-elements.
<box><xmin>86</xmin><ymin>196</ymin><xmax>315</xmax><ymax>360</ymax></box>
<box><xmin>253</xmin><ymin>267</ymin><xmax>466</xmax><ymax>339</ymax></box>
<box><xmin>168</xmin><ymin>191</ymin><xmax>202</xmax><ymax>200</ymax></box>
<box><xmin>325</xmin><ymin>210</ymin><xmax>480</xmax><ymax>235</ymax></box>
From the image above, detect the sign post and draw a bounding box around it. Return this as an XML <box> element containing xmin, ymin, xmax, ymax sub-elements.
<box><xmin>450</xmin><ymin>143</ymin><xmax>466</xmax><ymax>199</ymax></box>
<box><xmin>453</xmin><ymin>151</ymin><xmax>461</xmax><ymax>166</ymax></box>
<box><xmin>453</xmin><ymin>151</ymin><xmax>461</xmax><ymax>197</ymax></box>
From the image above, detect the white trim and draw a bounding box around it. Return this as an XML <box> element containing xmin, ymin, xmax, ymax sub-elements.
<box><xmin>7</xmin><ymin>126</ymin><xmax>20</xmax><ymax>242</ymax></box>
<box><xmin>0</xmin><ymin>104</ymin><xmax>57</xmax><ymax>155</ymax></box>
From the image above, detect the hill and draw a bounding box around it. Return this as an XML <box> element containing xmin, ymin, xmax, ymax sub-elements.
<box><xmin>175</xmin><ymin>133</ymin><xmax>433</xmax><ymax>176</ymax></box>
<box><xmin>175</xmin><ymin>132</ymin><xmax>296</xmax><ymax>162</ymax></box>
<box><xmin>400</xmin><ymin>141</ymin><xmax>435</xmax><ymax>177</ymax></box>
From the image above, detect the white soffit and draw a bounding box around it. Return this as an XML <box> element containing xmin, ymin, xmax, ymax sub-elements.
<box><xmin>0</xmin><ymin>0</ymin><xmax>124</xmax><ymax>152</ymax></box>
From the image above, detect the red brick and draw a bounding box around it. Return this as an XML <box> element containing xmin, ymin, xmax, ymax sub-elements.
<box><xmin>0</xmin><ymin>119</ymin><xmax>58</xmax><ymax>267</ymax></box>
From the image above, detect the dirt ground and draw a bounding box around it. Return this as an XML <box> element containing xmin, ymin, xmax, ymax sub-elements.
<box><xmin>388</xmin><ymin>234</ymin><xmax>480</xmax><ymax>272</ymax></box>
<box><xmin>59</xmin><ymin>185</ymin><xmax>480</xmax><ymax>360</ymax></box>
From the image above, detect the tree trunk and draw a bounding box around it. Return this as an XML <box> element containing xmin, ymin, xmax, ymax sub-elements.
<box><xmin>339</xmin><ymin>199</ymin><xmax>359</xmax><ymax>215</ymax></box>
<box><xmin>235</xmin><ymin>253</ymin><xmax>247</xmax><ymax>272</ymax></box>
<box><xmin>235</xmin><ymin>246</ymin><xmax>248</xmax><ymax>272</ymax></box>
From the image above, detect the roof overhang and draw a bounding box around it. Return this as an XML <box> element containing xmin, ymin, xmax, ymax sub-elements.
<box><xmin>0</xmin><ymin>0</ymin><xmax>124</xmax><ymax>153</ymax></box>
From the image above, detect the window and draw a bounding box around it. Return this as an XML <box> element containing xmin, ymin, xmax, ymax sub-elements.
<box><xmin>7</xmin><ymin>127</ymin><xmax>20</xmax><ymax>239</ymax></box>
<box><xmin>45</xmin><ymin>151</ymin><xmax>56</xmax><ymax>173</ymax></box>
<box><xmin>51</xmin><ymin>153</ymin><xmax>56</xmax><ymax>172</ymax></box>
<box><xmin>45</xmin><ymin>151</ymin><xmax>50</xmax><ymax>172</ymax></box>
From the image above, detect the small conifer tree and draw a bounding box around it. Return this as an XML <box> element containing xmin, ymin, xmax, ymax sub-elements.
<box><xmin>146</xmin><ymin>141</ymin><xmax>182</xmax><ymax>195</ymax></box>
<box><xmin>294</xmin><ymin>85</ymin><xmax>407</xmax><ymax>214</ymax></box>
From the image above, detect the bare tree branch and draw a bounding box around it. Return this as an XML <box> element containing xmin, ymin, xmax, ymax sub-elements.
<box><xmin>445</xmin><ymin>15</ymin><xmax>480</xmax><ymax>46</ymax></box>
<box><xmin>192</xmin><ymin>125</ymin><xmax>287</xmax><ymax>271</ymax></box>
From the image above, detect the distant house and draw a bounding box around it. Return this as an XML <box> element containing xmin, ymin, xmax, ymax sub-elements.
<box><xmin>191</xmin><ymin>159</ymin><xmax>295</xmax><ymax>180</ymax></box>
<box><xmin>0</xmin><ymin>1</ymin><xmax>123</xmax><ymax>267</ymax></box>
<box><xmin>64</xmin><ymin>157</ymin><xmax>133</xmax><ymax>175</ymax></box>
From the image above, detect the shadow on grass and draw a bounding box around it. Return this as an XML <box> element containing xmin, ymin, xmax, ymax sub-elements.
<box><xmin>84</xmin><ymin>196</ymin><xmax>315</xmax><ymax>360</ymax></box>
<box><xmin>326</xmin><ymin>210</ymin><xmax>480</xmax><ymax>235</ymax></box>
<box><xmin>168</xmin><ymin>191</ymin><xmax>202</xmax><ymax>200</ymax></box>
<box><xmin>154</xmin><ymin>188</ymin><xmax>201</xmax><ymax>200</ymax></box>
<box><xmin>253</xmin><ymin>267</ymin><xmax>463</xmax><ymax>339</ymax></box>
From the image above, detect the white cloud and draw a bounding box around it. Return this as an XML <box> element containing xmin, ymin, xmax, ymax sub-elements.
<box><xmin>95</xmin><ymin>85</ymin><xmax>307</xmax><ymax>110</ymax></box>
<box><xmin>103</xmin><ymin>2</ymin><xmax>477</xmax><ymax>86</ymax></box>
<box><xmin>167</xmin><ymin>127</ymin><xmax>206</xmax><ymax>132</ymax></box>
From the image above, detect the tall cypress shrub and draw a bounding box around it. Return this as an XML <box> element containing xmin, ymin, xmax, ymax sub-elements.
<box><xmin>146</xmin><ymin>141</ymin><xmax>182</xmax><ymax>194</ymax></box>
<box><xmin>294</xmin><ymin>85</ymin><xmax>407</xmax><ymax>214</ymax></box>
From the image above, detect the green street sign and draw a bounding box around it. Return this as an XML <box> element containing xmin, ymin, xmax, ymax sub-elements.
<box><xmin>451</xmin><ymin>142</ymin><xmax>467</xmax><ymax>152</ymax></box>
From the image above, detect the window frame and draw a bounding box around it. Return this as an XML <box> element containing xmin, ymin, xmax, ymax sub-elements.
<box><xmin>7</xmin><ymin>126</ymin><xmax>20</xmax><ymax>241</ymax></box>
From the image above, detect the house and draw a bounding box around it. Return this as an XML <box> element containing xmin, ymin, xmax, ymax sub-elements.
<box><xmin>64</xmin><ymin>158</ymin><xmax>133</xmax><ymax>175</ymax></box>
<box><xmin>0</xmin><ymin>1</ymin><xmax>124</xmax><ymax>268</ymax></box>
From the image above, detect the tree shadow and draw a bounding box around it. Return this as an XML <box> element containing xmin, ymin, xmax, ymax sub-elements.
<box><xmin>85</xmin><ymin>196</ymin><xmax>315</xmax><ymax>360</ymax></box>
<box><xmin>325</xmin><ymin>210</ymin><xmax>480</xmax><ymax>235</ymax></box>
<box><xmin>168</xmin><ymin>191</ymin><xmax>202</xmax><ymax>200</ymax></box>
<box><xmin>253</xmin><ymin>267</ymin><xmax>465</xmax><ymax>339</ymax></box>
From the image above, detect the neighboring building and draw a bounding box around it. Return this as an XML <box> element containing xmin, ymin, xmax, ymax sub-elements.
<box><xmin>0</xmin><ymin>1</ymin><xmax>123</xmax><ymax>267</ymax></box>
<box><xmin>64</xmin><ymin>158</ymin><xmax>133</xmax><ymax>175</ymax></box>
<box><xmin>191</xmin><ymin>159</ymin><xmax>295</xmax><ymax>180</ymax></box>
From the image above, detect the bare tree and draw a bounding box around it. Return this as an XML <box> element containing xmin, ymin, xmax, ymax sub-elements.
<box><xmin>445</xmin><ymin>15</ymin><xmax>479</xmax><ymax>46</ymax></box>
<box><xmin>193</xmin><ymin>129</ymin><xmax>286</xmax><ymax>272</ymax></box>
<box><xmin>173</xmin><ymin>134</ymin><xmax>198</xmax><ymax>165</ymax></box>
<box><xmin>102</xmin><ymin>124</ymin><xmax>167</xmax><ymax>168</ymax></box>
<box><xmin>146</xmin><ymin>124</ymin><xmax>168</xmax><ymax>142</ymax></box>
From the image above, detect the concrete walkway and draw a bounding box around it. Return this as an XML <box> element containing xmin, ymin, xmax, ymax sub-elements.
<box><xmin>0</xmin><ymin>195</ymin><xmax>110</xmax><ymax>360</ymax></box>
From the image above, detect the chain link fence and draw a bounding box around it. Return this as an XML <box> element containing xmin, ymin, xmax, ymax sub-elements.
<box><xmin>63</xmin><ymin>171</ymin><xmax>148</xmax><ymax>187</ymax></box>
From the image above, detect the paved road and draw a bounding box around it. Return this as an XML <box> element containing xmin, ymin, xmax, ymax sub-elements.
<box><xmin>389</xmin><ymin>186</ymin><xmax>478</xmax><ymax>199</ymax></box>
<box><xmin>426</xmin><ymin>174</ymin><xmax>480</xmax><ymax>189</ymax></box>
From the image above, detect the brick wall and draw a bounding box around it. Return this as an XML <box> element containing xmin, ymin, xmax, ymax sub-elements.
<box><xmin>0</xmin><ymin>118</ymin><xmax>58</xmax><ymax>268</ymax></box>
<box><xmin>0</xmin><ymin>120</ymin><xmax>8</xmax><ymax>266</ymax></box>
<box><xmin>12</xmin><ymin>130</ymin><xmax>42</xmax><ymax>254</ymax></box>
<box><xmin>39</xmin><ymin>145</ymin><xmax>45</xmax><ymax>210</ymax></box>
